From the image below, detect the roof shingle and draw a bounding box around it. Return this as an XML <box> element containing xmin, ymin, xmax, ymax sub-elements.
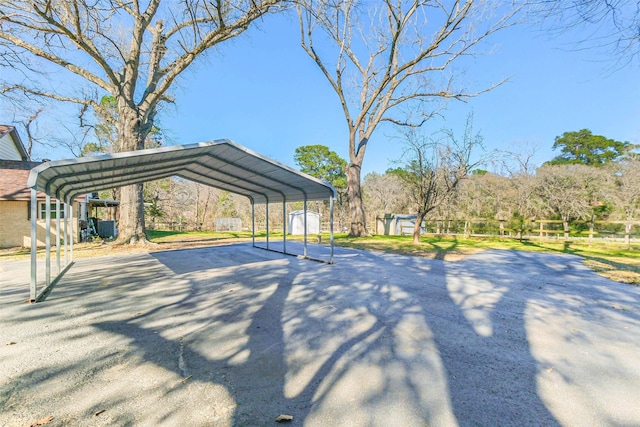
<box><xmin>0</xmin><ymin>160</ymin><xmax>45</xmax><ymax>200</ymax></box>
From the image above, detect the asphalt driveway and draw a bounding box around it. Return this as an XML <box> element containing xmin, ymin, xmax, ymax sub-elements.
<box><xmin>1</xmin><ymin>243</ymin><xmax>639</xmax><ymax>426</ymax></box>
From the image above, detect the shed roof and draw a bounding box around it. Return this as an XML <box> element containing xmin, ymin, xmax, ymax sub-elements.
<box><xmin>27</xmin><ymin>140</ymin><xmax>336</xmax><ymax>204</ymax></box>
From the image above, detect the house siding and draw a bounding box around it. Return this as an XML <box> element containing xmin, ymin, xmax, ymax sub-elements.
<box><xmin>0</xmin><ymin>200</ymin><xmax>77</xmax><ymax>248</ymax></box>
<box><xmin>0</xmin><ymin>133</ymin><xmax>22</xmax><ymax>160</ymax></box>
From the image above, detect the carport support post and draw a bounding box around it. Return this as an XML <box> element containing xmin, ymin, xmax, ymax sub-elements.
<box><xmin>45</xmin><ymin>195</ymin><xmax>51</xmax><ymax>286</ymax></box>
<box><xmin>64</xmin><ymin>202</ymin><xmax>68</xmax><ymax>265</ymax></box>
<box><xmin>68</xmin><ymin>200</ymin><xmax>74</xmax><ymax>262</ymax></box>
<box><xmin>303</xmin><ymin>197</ymin><xmax>308</xmax><ymax>258</ymax></box>
<box><xmin>30</xmin><ymin>189</ymin><xmax>37</xmax><ymax>301</ymax></box>
<box><xmin>282</xmin><ymin>199</ymin><xmax>287</xmax><ymax>255</ymax></box>
<box><xmin>56</xmin><ymin>200</ymin><xmax>61</xmax><ymax>275</ymax></box>
<box><xmin>251</xmin><ymin>202</ymin><xmax>255</xmax><ymax>247</ymax></box>
<box><xmin>265</xmin><ymin>201</ymin><xmax>270</xmax><ymax>250</ymax></box>
<box><xmin>330</xmin><ymin>196</ymin><xmax>334</xmax><ymax>264</ymax></box>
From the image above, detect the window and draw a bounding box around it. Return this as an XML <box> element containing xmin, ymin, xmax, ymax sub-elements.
<box><xmin>39</xmin><ymin>202</ymin><xmax>65</xmax><ymax>220</ymax></box>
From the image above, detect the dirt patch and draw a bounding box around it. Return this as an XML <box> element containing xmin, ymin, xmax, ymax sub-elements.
<box><xmin>0</xmin><ymin>238</ymin><xmax>253</xmax><ymax>262</ymax></box>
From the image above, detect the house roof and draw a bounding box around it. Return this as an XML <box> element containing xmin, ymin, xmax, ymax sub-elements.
<box><xmin>0</xmin><ymin>125</ymin><xmax>29</xmax><ymax>161</ymax></box>
<box><xmin>27</xmin><ymin>140</ymin><xmax>336</xmax><ymax>204</ymax></box>
<box><xmin>0</xmin><ymin>160</ymin><xmax>44</xmax><ymax>200</ymax></box>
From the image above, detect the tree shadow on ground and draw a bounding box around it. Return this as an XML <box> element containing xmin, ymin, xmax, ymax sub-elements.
<box><xmin>520</xmin><ymin>239</ymin><xmax>640</xmax><ymax>284</ymax></box>
<box><xmin>116</xmin><ymin>244</ymin><xmax>561</xmax><ymax>425</ymax></box>
<box><xmin>3</xmin><ymin>244</ymin><xmax>640</xmax><ymax>426</ymax></box>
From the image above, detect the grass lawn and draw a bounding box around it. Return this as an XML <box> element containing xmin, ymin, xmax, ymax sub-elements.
<box><xmin>147</xmin><ymin>229</ymin><xmax>257</xmax><ymax>242</ymax></box>
<box><xmin>2</xmin><ymin>230</ymin><xmax>638</xmax><ymax>285</ymax></box>
<box><xmin>330</xmin><ymin>234</ymin><xmax>640</xmax><ymax>285</ymax></box>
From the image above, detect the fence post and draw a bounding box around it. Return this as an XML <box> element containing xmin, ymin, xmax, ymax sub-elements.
<box><xmin>539</xmin><ymin>221</ymin><xmax>543</xmax><ymax>239</ymax></box>
<box><xmin>625</xmin><ymin>222</ymin><xmax>631</xmax><ymax>247</ymax></box>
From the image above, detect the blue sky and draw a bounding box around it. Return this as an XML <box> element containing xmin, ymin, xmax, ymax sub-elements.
<box><xmin>9</xmin><ymin>9</ymin><xmax>640</xmax><ymax>176</ymax></box>
<box><xmin>159</xmin><ymin>11</ymin><xmax>639</xmax><ymax>175</ymax></box>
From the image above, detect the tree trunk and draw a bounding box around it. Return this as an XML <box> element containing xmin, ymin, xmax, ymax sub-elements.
<box><xmin>412</xmin><ymin>212</ymin><xmax>426</xmax><ymax>244</ymax></box>
<box><xmin>563</xmin><ymin>220</ymin><xmax>570</xmax><ymax>241</ymax></box>
<box><xmin>346</xmin><ymin>161</ymin><xmax>368</xmax><ymax>237</ymax></box>
<box><xmin>118</xmin><ymin>183</ymin><xmax>147</xmax><ymax>244</ymax></box>
<box><xmin>114</xmin><ymin>104</ymin><xmax>154</xmax><ymax>245</ymax></box>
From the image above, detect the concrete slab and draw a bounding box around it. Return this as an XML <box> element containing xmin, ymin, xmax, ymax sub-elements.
<box><xmin>1</xmin><ymin>243</ymin><xmax>639</xmax><ymax>426</ymax></box>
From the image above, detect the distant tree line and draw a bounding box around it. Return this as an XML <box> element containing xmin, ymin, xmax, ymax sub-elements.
<box><xmin>363</xmin><ymin>129</ymin><xmax>640</xmax><ymax>244</ymax></box>
<box><xmin>141</xmin><ymin>129</ymin><xmax>639</xmax><ymax>247</ymax></box>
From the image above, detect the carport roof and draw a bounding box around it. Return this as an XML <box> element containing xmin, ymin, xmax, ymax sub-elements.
<box><xmin>27</xmin><ymin>139</ymin><xmax>336</xmax><ymax>204</ymax></box>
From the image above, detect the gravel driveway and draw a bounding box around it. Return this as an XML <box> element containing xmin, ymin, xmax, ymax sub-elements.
<box><xmin>1</xmin><ymin>243</ymin><xmax>639</xmax><ymax>426</ymax></box>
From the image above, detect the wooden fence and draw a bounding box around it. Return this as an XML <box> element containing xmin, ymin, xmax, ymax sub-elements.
<box><xmin>376</xmin><ymin>217</ymin><xmax>640</xmax><ymax>243</ymax></box>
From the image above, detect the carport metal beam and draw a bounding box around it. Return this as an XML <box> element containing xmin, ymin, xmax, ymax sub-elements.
<box><xmin>30</xmin><ymin>193</ymin><xmax>74</xmax><ymax>303</ymax></box>
<box><xmin>30</xmin><ymin>189</ymin><xmax>36</xmax><ymax>301</ymax></box>
<box><xmin>45</xmin><ymin>195</ymin><xmax>50</xmax><ymax>285</ymax></box>
<box><xmin>283</xmin><ymin>199</ymin><xmax>287</xmax><ymax>254</ymax></box>
<box><xmin>28</xmin><ymin>140</ymin><xmax>337</xmax><ymax>302</ymax></box>
<box><xmin>252</xmin><ymin>197</ymin><xmax>334</xmax><ymax>265</ymax></box>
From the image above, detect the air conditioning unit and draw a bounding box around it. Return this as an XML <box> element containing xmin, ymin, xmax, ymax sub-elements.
<box><xmin>97</xmin><ymin>220</ymin><xmax>116</xmax><ymax>238</ymax></box>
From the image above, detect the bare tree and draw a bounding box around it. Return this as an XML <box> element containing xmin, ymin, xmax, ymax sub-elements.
<box><xmin>455</xmin><ymin>172</ymin><xmax>508</xmax><ymax>220</ymax></box>
<box><xmin>396</xmin><ymin>117</ymin><xmax>484</xmax><ymax>244</ymax></box>
<box><xmin>606</xmin><ymin>158</ymin><xmax>640</xmax><ymax>246</ymax></box>
<box><xmin>0</xmin><ymin>0</ymin><xmax>282</xmax><ymax>244</ymax></box>
<box><xmin>496</xmin><ymin>144</ymin><xmax>540</xmax><ymax>236</ymax></box>
<box><xmin>535</xmin><ymin>0</ymin><xmax>640</xmax><ymax>64</ymax></box>
<box><xmin>362</xmin><ymin>171</ymin><xmax>411</xmax><ymax>218</ymax></box>
<box><xmin>534</xmin><ymin>164</ymin><xmax>604</xmax><ymax>240</ymax></box>
<box><xmin>193</xmin><ymin>183</ymin><xmax>216</xmax><ymax>231</ymax></box>
<box><xmin>297</xmin><ymin>0</ymin><xmax>522</xmax><ymax>236</ymax></box>
<box><xmin>16</xmin><ymin>107</ymin><xmax>44</xmax><ymax>157</ymax></box>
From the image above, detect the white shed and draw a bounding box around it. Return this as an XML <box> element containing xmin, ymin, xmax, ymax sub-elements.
<box><xmin>288</xmin><ymin>210</ymin><xmax>321</xmax><ymax>235</ymax></box>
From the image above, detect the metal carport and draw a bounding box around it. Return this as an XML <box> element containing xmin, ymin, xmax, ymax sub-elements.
<box><xmin>26</xmin><ymin>139</ymin><xmax>336</xmax><ymax>302</ymax></box>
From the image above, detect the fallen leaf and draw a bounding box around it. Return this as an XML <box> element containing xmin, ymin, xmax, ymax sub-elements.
<box><xmin>275</xmin><ymin>414</ymin><xmax>293</xmax><ymax>422</ymax></box>
<box><xmin>93</xmin><ymin>409</ymin><xmax>106</xmax><ymax>417</ymax></box>
<box><xmin>29</xmin><ymin>415</ymin><xmax>53</xmax><ymax>426</ymax></box>
<box><xmin>6</xmin><ymin>341</ymin><xmax>16</xmax><ymax>345</ymax></box>
<box><xmin>546</xmin><ymin>368</ymin><xmax>554</xmax><ymax>373</ymax></box>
